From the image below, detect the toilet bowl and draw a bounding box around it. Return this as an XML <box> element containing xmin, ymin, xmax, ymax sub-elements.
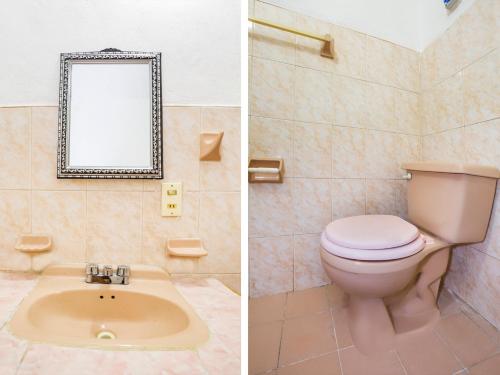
<box><xmin>321</xmin><ymin>215</ymin><xmax>450</xmax><ymax>354</ymax></box>
<box><xmin>320</xmin><ymin>162</ymin><xmax>499</xmax><ymax>355</ymax></box>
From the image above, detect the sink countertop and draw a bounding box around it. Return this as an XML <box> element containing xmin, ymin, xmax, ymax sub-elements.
<box><xmin>0</xmin><ymin>271</ymin><xmax>240</xmax><ymax>375</ymax></box>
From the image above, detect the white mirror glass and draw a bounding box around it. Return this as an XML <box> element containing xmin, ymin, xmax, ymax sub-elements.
<box><xmin>68</xmin><ymin>62</ymin><xmax>152</xmax><ymax>168</ymax></box>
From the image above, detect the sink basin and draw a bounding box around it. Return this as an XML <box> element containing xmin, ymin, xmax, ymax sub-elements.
<box><xmin>9</xmin><ymin>264</ymin><xmax>209</xmax><ymax>350</ymax></box>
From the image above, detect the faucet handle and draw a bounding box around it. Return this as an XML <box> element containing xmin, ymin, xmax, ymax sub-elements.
<box><xmin>116</xmin><ymin>265</ymin><xmax>130</xmax><ymax>277</ymax></box>
<box><xmin>102</xmin><ymin>265</ymin><xmax>113</xmax><ymax>277</ymax></box>
<box><xmin>86</xmin><ymin>263</ymin><xmax>99</xmax><ymax>275</ymax></box>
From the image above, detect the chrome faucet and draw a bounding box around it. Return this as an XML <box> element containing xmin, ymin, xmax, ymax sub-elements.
<box><xmin>85</xmin><ymin>263</ymin><xmax>130</xmax><ymax>285</ymax></box>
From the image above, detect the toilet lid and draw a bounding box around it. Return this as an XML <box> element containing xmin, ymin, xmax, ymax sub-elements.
<box><xmin>321</xmin><ymin>231</ymin><xmax>425</xmax><ymax>261</ymax></box>
<box><xmin>324</xmin><ymin>215</ymin><xmax>420</xmax><ymax>250</ymax></box>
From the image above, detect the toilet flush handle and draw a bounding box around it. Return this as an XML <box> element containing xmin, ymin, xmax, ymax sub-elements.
<box><xmin>402</xmin><ymin>172</ymin><xmax>412</xmax><ymax>180</ymax></box>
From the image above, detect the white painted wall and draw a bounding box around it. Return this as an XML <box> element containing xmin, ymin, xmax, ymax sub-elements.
<box><xmin>262</xmin><ymin>0</ymin><xmax>477</xmax><ymax>51</ymax></box>
<box><xmin>0</xmin><ymin>0</ymin><xmax>240</xmax><ymax>106</ymax></box>
<box><xmin>418</xmin><ymin>0</ymin><xmax>477</xmax><ymax>49</ymax></box>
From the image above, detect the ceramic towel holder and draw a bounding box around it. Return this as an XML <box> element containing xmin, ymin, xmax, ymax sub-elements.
<box><xmin>15</xmin><ymin>234</ymin><xmax>52</xmax><ymax>253</ymax></box>
<box><xmin>248</xmin><ymin>158</ymin><xmax>284</xmax><ymax>183</ymax></box>
<box><xmin>200</xmin><ymin>131</ymin><xmax>224</xmax><ymax>161</ymax></box>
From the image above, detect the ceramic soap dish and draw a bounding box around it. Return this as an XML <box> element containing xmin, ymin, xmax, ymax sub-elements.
<box><xmin>166</xmin><ymin>238</ymin><xmax>208</xmax><ymax>258</ymax></box>
<box><xmin>15</xmin><ymin>235</ymin><xmax>52</xmax><ymax>253</ymax></box>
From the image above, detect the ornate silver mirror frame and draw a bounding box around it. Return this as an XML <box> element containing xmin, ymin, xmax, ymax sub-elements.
<box><xmin>57</xmin><ymin>49</ymin><xmax>163</xmax><ymax>179</ymax></box>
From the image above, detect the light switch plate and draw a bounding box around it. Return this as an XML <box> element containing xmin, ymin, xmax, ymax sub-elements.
<box><xmin>161</xmin><ymin>182</ymin><xmax>182</xmax><ymax>217</ymax></box>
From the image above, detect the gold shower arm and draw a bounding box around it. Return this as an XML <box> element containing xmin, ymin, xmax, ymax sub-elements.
<box><xmin>248</xmin><ymin>17</ymin><xmax>334</xmax><ymax>59</ymax></box>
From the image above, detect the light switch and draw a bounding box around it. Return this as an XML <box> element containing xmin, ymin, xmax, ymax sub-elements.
<box><xmin>161</xmin><ymin>182</ymin><xmax>182</xmax><ymax>216</ymax></box>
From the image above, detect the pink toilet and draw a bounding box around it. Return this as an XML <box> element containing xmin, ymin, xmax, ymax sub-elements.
<box><xmin>320</xmin><ymin>162</ymin><xmax>499</xmax><ymax>355</ymax></box>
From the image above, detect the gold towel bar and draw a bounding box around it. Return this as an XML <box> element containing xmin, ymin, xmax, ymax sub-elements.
<box><xmin>248</xmin><ymin>17</ymin><xmax>334</xmax><ymax>59</ymax></box>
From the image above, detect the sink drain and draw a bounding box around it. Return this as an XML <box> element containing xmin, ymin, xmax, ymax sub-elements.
<box><xmin>96</xmin><ymin>330</ymin><xmax>116</xmax><ymax>340</ymax></box>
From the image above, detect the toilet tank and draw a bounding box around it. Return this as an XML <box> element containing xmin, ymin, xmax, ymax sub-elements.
<box><xmin>402</xmin><ymin>162</ymin><xmax>499</xmax><ymax>244</ymax></box>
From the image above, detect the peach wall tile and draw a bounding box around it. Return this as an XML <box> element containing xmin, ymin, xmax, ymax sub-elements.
<box><xmin>142</xmin><ymin>191</ymin><xmax>199</xmax><ymax>273</ymax></box>
<box><xmin>86</xmin><ymin>191</ymin><xmax>142</xmax><ymax>264</ymax></box>
<box><xmin>293</xmin><ymin>179</ymin><xmax>331</xmax><ymax>234</ymax></box>
<box><xmin>458</xmin><ymin>0</ymin><xmax>500</xmax><ymax>70</ymax></box>
<box><xmin>0</xmin><ymin>108</ymin><xmax>30</xmax><ymax>189</ymax></box>
<box><xmin>331</xmin><ymin>179</ymin><xmax>366</xmax><ymax>220</ymax></box>
<box><xmin>249</xmin><ymin>236</ymin><xmax>293</xmax><ymax>297</ymax></box>
<box><xmin>294</xmin><ymin>67</ymin><xmax>334</xmax><ymax>124</ymax></box>
<box><xmin>332</xmin><ymin>126</ymin><xmax>365</xmax><ymax>178</ymax></box>
<box><xmin>365</xmin><ymin>131</ymin><xmax>417</xmax><ymax>179</ymax></box>
<box><xmin>252</xmin><ymin>1</ymin><xmax>296</xmax><ymax>64</ymax></box>
<box><xmin>0</xmin><ymin>191</ymin><xmax>31</xmax><ymax>271</ymax></box>
<box><xmin>86</xmin><ymin>179</ymin><xmax>144</xmax><ymax>191</ymax></box>
<box><xmin>420</xmin><ymin>42</ymin><xmax>438</xmax><ymax>91</ymax></box>
<box><xmin>424</xmin><ymin>72</ymin><xmax>464</xmax><ymax>134</ymax></box>
<box><xmin>249</xmin><ymin>116</ymin><xmax>293</xmax><ymax>177</ymax></box>
<box><xmin>364</xmin><ymin>36</ymin><xmax>398</xmax><ymax>87</ymax></box>
<box><xmin>294</xmin><ymin>234</ymin><xmax>329</xmax><ymax>290</ymax></box>
<box><xmin>295</xmin><ymin>14</ymin><xmax>334</xmax><ymax>73</ymax></box>
<box><xmin>463</xmin><ymin>49</ymin><xmax>499</xmax><ymax>126</ymax></box>
<box><xmin>249</xmin><ymin>179</ymin><xmax>293</xmax><ymax>237</ymax></box>
<box><xmin>330</xmin><ymin>25</ymin><xmax>366</xmax><ymax>79</ymax></box>
<box><xmin>250</xmin><ymin>57</ymin><xmax>295</xmax><ymax>119</ymax></box>
<box><xmin>0</xmin><ymin>331</ymin><xmax>27</xmax><ymax>375</ymax></box>
<box><xmin>393</xmin><ymin>180</ymin><xmax>408</xmax><ymax>219</ymax></box>
<box><xmin>144</xmin><ymin>106</ymin><xmax>200</xmax><ymax>192</ymax></box>
<box><xmin>362</xmin><ymin>82</ymin><xmax>396</xmax><ymax>132</ymax></box>
<box><xmin>394</xmin><ymin>89</ymin><xmax>420</xmax><ymax>135</ymax></box>
<box><xmin>31</xmin><ymin>191</ymin><xmax>86</xmax><ymax>271</ymax></box>
<box><xmin>445</xmin><ymin>246</ymin><xmax>500</xmax><ymax>328</ymax></box>
<box><xmin>366</xmin><ymin>180</ymin><xmax>406</xmax><ymax>216</ymax></box>
<box><xmin>198</xmin><ymin>192</ymin><xmax>240</xmax><ymax>273</ymax></box>
<box><xmin>393</xmin><ymin>46</ymin><xmax>420</xmax><ymax>92</ymax></box>
<box><xmin>331</xmin><ymin>75</ymin><xmax>365</xmax><ymax>126</ymax></box>
<box><xmin>31</xmin><ymin>107</ymin><xmax>85</xmax><ymax>191</ymax></box>
<box><xmin>200</xmin><ymin>107</ymin><xmax>240</xmax><ymax>192</ymax></box>
<box><xmin>464</xmin><ymin>119</ymin><xmax>500</xmax><ymax>168</ymax></box>
<box><xmin>471</xmin><ymin>186</ymin><xmax>499</xmax><ymax>260</ymax></box>
<box><xmin>423</xmin><ymin>22</ymin><xmax>462</xmax><ymax>88</ymax></box>
<box><xmin>422</xmin><ymin>127</ymin><xmax>465</xmax><ymax>163</ymax></box>
<box><xmin>293</xmin><ymin>122</ymin><xmax>332</xmax><ymax>178</ymax></box>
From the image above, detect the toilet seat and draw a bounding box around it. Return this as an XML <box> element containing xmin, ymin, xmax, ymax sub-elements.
<box><xmin>321</xmin><ymin>215</ymin><xmax>425</xmax><ymax>261</ymax></box>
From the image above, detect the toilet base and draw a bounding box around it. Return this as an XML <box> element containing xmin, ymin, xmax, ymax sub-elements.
<box><xmin>326</xmin><ymin>248</ymin><xmax>451</xmax><ymax>356</ymax></box>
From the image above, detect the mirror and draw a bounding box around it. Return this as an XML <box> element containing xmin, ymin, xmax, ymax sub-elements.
<box><xmin>57</xmin><ymin>49</ymin><xmax>163</xmax><ymax>179</ymax></box>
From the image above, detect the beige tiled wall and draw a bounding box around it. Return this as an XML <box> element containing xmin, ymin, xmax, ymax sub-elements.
<box><xmin>249</xmin><ymin>0</ymin><xmax>499</xmax><ymax>329</ymax></box>
<box><xmin>420</xmin><ymin>0</ymin><xmax>500</xmax><ymax>328</ymax></box>
<box><xmin>0</xmin><ymin>106</ymin><xmax>241</xmax><ymax>293</ymax></box>
<box><xmin>248</xmin><ymin>0</ymin><xmax>420</xmax><ymax>297</ymax></box>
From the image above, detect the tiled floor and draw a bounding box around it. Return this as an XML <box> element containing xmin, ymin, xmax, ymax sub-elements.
<box><xmin>249</xmin><ymin>285</ymin><xmax>500</xmax><ymax>375</ymax></box>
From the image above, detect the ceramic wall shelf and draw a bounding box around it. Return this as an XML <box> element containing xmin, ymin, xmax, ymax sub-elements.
<box><xmin>166</xmin><ymin>238</ymin><xmax>208</xmax><ymax>258</ymax></box>
<box><xmin>15</xmin><ymin>235</ymin><xmax>52</xmax><ymax>253</ymax></box>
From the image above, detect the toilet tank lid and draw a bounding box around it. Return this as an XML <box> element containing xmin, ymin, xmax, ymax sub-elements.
<box><xmin>402</xmin><ymin>162</ymin><xmax>499</xmax><ymax>178</ymax></box>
